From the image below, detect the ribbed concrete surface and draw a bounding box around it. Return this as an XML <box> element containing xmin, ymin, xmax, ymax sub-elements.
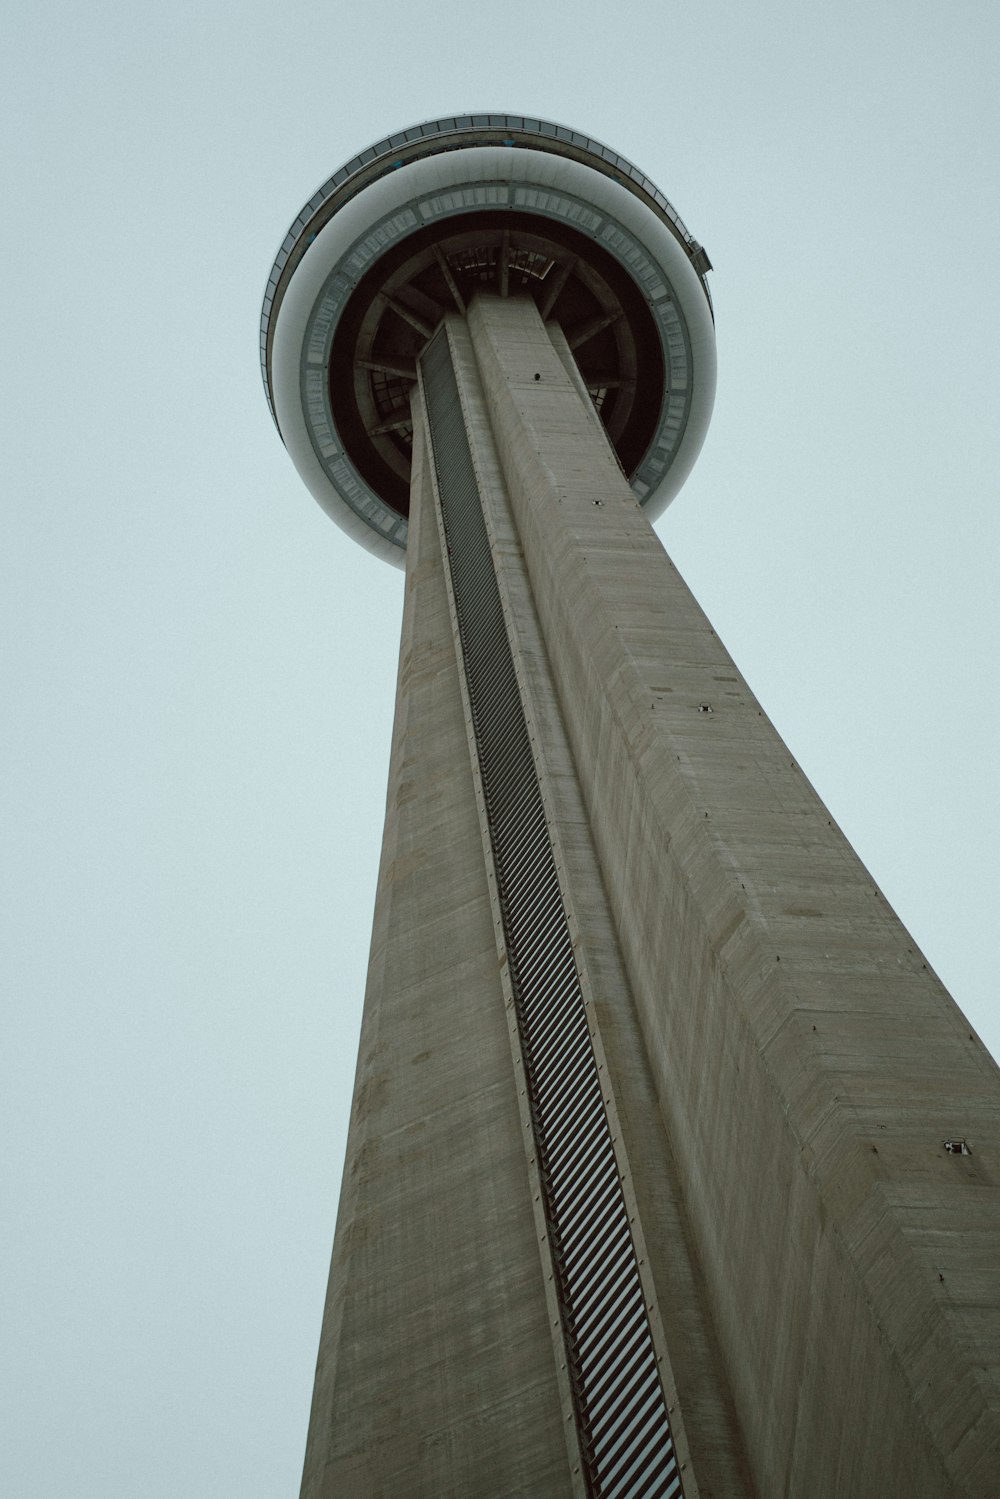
<box><xmin>465</xmin><ymin>293</ymin><xmax>1000</xmax><ymax>1499</ymax></box>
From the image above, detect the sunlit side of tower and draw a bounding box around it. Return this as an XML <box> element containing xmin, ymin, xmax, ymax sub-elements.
<box><xmin>262</xmin><ymin>117</ymin><xmax>1000</xmax><ymax>1499</ymax></box>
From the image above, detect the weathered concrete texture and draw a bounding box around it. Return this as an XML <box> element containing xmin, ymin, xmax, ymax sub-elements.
<box><xmin>445</xmin><ymin>317</ymin><xmax>754</xmax><ymax>1499</ymax></box>
<box><xmin>465</xmin><ymin>293</ymin><xmax>1000</xmax><ymax>1499</ymax></box>
<box><xmin>299</xmin><ymin>415</ymin><xmax>573</xmax><ymax>1498</ymax></box>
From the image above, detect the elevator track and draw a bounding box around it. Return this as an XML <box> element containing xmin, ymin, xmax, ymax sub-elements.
<box><xmin>422</xmin><ymin>326</ymin><xmax>684</xmax><ymax>1499</ymax></box>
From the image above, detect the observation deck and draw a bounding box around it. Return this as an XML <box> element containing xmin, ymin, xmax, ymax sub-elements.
<box><xmin>262</xmin><ymin>115</ymin><xmax>717</xmax><ymax>563</ymax></box>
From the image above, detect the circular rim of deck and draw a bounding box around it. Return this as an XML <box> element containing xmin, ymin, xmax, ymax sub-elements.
<box><xmin>264</xmin><ymin>119</ymin><xmax>716</xmax><ymax>564</ymax></box>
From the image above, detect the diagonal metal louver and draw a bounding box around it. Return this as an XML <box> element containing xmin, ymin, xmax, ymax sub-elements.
<box><xmin>420</xmin><ymin>325</ymin><xmax>684</xmax><ymax>1499</ymax></box>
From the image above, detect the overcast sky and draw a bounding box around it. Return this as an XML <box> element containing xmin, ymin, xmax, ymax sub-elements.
<box><xmin>3</xmin><ymin>3</ymin><xmax>998</xmax><ymax>1495</ymax></box>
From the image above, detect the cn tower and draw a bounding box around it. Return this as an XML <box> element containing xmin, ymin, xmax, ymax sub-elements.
<box><xmin>262</xmin><ymin>116</ymin><xmax>1000</xmax><ymax>1499</ymax></box>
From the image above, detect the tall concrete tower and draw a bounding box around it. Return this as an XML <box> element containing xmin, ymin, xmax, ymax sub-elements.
<box><xmin>262</xmin><ymin>117</ymin><xmax>1000</xmax><ymax>1499</ymax></box>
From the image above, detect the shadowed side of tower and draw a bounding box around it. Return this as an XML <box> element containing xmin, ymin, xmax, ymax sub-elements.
<box><xmin>263</xmin><ymin>118</ymin><xmax>1000</xmax><ymax>1499</ymax></box>
<box><xmin>299</xmin><ymin>413</ymin><xmax>576</xmax><ymax>1494</ymax></box>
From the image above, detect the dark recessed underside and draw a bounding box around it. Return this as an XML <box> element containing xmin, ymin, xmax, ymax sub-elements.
<box><xmin>329</xmin><ymin>212</ymin><xmax>664</xmax><ymax>519</ymax></box>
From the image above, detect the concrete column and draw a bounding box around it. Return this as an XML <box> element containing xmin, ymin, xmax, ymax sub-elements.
<box><xmin>464</xmin><ymin>292</ymin><xmax>1000</xmax><ymax>1499</ymax></box>
<box><xmin>442</xmin><ymin>314</ymin><xmax>753</xmax><ymax>1499</ymax></box>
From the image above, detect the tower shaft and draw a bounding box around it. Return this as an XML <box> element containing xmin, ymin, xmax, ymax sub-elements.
<box><xmin>302</xmin><ymin>295</ymin><xmax>1000</xmax><ymax>1498</ymax></box>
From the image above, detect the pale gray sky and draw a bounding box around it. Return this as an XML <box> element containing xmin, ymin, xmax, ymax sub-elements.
<box><xmin>2</xmin><ymin>3</ymin><xmax>998</xmax><ymax>1494</ymax></box>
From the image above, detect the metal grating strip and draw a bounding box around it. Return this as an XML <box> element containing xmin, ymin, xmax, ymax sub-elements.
<box><xmin>421</xmin><ymin>325</ymin><xmax>685</xmax><ymax>1499</ymax></box>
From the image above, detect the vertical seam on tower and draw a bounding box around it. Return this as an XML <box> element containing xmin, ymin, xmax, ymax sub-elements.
<box><xmin>419</xmin><ymin>322</ymin><xmax>687</xmax><ymax>1499</ymax></box>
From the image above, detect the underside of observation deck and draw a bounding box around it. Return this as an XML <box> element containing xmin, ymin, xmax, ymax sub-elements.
<box><xmin>330</xmin><ymin>212</ymin><xmax>665</xmax><ymax>519</ymax></box>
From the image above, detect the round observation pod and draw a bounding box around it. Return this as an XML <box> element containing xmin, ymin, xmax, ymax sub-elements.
<box><xmin>262</xmin><ymin>115</ymin><xmax>716</xmax><ymax>565</ymax></box>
